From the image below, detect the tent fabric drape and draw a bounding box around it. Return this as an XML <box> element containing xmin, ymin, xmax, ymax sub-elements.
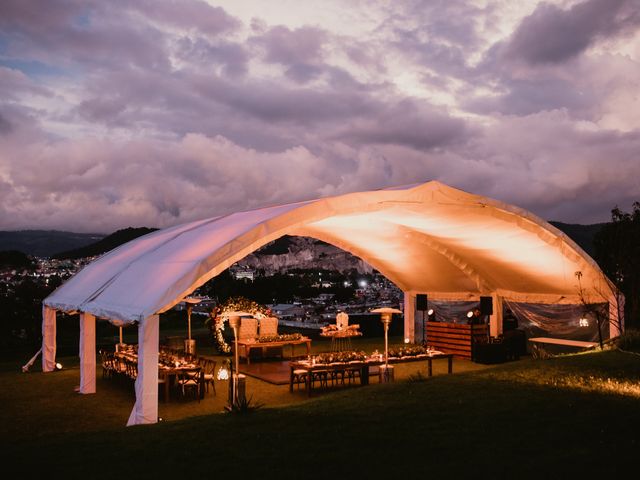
<box><xmin>43</xmin><ymin>181</ymin><xmax>619</xmax><ymax>332</ymax></box>
<box><xmin>127</xmin><ymin>315</ymin><xmax>159</xmax><ymax>426</ymax></box>
<box><xmin>42</xmin><ymin>305</ymin><xmax>56</xmax><ymax>372</ymax></box>
<box><xmin>504</xmin><ymin>300</ymin><xmax>609</xmax><ymax>343</ymax></box>
<box><xmin>79</xmin><ymin>312</ymin><xmax>96</xmax><ymax>394</ymax></box>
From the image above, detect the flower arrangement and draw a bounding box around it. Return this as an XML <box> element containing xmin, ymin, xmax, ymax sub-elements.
<box><xmin>207</xmin><ymin>296</ymin><xmax>271</xmax><ymax>354</ymax></box>
<box><xmin>387</xmin><ymin>344</ymin><xmax>428</xmax><ymax>358</ymax></box>
<box><xmin>320</xmin><ymin>324</ymin><xmax>362</xmax><ymax>337</ymax></box>
<box><xmin>256</xmin><ymin>333</ymin><xmax>303</xmax><ymax>343</ymax></box>
<box><xmin>313</xmin><ymin>350</ymin><xmax>367</xmax><ymax>364</ymax></box>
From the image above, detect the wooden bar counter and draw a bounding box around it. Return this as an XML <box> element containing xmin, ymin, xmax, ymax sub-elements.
<box><xmin>426</xmin><ymin>321</ymin><xmax>488</xmax><ymax>360</ymax></box>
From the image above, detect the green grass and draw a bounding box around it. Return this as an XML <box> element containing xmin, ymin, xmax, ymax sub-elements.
<box><xmin>2</xmin><ymin>346</ymin><xmax>640</xmax><ymax>478</ymax></box>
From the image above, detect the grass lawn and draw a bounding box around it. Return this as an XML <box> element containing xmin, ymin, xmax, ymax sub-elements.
<box><xmin>2</xmin><ymin>342</ymin><xmax>640</xmax><ymax>478</ymax></box>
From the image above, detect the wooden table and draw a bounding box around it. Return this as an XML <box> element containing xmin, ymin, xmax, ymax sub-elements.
<box><xmin>114</xmin><ymin>351</ymin><xmax>203</xmax><ymax>402</ymax></box>
<box><xmin>159</xmin><ymin>365</ymin><xmax>203</xmax><ymax>402</ymax></box>
<box><xmin>528</xmin><ymin>337</ymin><xmax>598</xmax><ymax>359</ymax></box>
<box><xmin>289</xmin><ymin>353</ymin><xmax>453</xmax><ymax>395</ymax></box>
<box><xmin>236</xmin><ymin>337</ymin><xmax>312</xmax><ymax>364</ymax></box>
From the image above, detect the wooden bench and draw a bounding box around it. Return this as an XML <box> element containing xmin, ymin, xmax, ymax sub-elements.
<box><xmin>528</xmin><ymin>337</ymin><xmax>598</xmax><ymax>359</ymax></box>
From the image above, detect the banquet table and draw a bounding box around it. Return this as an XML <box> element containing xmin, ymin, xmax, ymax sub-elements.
<box><xmin>289</xmin><ymin>352</ymin><xmax>453</xmax><ymax>395</ymax></box>
<box><xmin>114</xmin><ymin>351</ymin><xmax>203</xmax><ymax>402</ymax></box>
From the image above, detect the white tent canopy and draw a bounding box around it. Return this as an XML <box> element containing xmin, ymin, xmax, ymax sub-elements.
<box><xmin>41</xmin><ymin>181</ymin><xmax>622</xmax><ymax>425</ymax></box>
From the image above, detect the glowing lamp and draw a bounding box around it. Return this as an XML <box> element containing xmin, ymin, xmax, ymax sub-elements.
<box><xmin>427</xmin><ymin>308</ymin><xmax>434</xmax><ymax>316</ymax></box>
<box><xmin>467</xmin><ymin>310</ymin><xmax>474</xmax><ymax>319</ymax></box>
<box><xmin>579</xmin><ymin>318</ymin><xmax>589</xmax><ymax>327</ymax></box>
<box><xmin>404</xmin><ymin>337</ymin><xmax>410</xmax><ymax>344</ymax></box>
<box><xmin>54</xmin><ymin>362</ymin><xmax>63</xmax><ymax>371</ymax></box>
<box><xmin>217</xmin><ymin>360</ymin><xmax>230</xmax><ymax>380</ymax></box>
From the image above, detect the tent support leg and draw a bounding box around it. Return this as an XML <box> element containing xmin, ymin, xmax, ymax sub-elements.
<box><xmin>127</xmin><ymin>315</ymin><xmax>159</xmax><ymax>426</ymax></box>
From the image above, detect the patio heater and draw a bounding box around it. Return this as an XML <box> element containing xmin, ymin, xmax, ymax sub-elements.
<box><xmin>183</xmin><ymin>297</ymin><xmax>201</xmax><ymax>355</ymax></box>
<box><xmin>115</xmin><ymin>324</ymin><xmax>125</xmax><ymax>352</ymax></box>
<box><xmin>371</xmin><ymin>307</ymin><xmax>402</xmax><ymax>383</ymax></box>
<box><xmin>227</xmin><ymin>315</ymin><xmax>246</xmax><ymax>410</ymax></box>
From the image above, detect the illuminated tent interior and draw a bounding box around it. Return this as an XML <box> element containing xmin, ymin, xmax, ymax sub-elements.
<box><xmin>41</xmin><ymin>180</ymin><xmax>622</xmax><ymax>425</ymax></box>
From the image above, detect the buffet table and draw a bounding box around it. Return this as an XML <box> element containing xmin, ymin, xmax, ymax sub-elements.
<box><xmin>289</xmin><ymin>352</ymin><xmax>453</xmax><ymax>395</ymax></box>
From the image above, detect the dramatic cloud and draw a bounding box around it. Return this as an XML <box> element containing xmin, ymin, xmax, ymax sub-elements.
<box><xmin>0</xmin><ymin>0</ymin><xmax>638</xmax><ymax>233</ymax></box>
<box><xmin>505</xmin><ymin>0</ymin><xmax>640</xmax><ymax>65</ymax></box>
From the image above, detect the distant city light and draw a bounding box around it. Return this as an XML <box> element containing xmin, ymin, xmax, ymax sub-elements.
<box><xmin>358</xmin><ymin>280</ymin><xmax>367</xmax><ymax>288</ymax></box>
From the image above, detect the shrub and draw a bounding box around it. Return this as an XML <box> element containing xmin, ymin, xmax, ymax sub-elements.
<box><xmin>617</xmin><ymin>329</ymin><xmax>640</xmax><ymax>353</ymax></box>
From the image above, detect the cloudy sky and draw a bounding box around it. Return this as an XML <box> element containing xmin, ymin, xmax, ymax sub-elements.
<box><xmin>0</xmin><ymin>0</ymin><xmax>639</xmax><ymax>233</ymax></box>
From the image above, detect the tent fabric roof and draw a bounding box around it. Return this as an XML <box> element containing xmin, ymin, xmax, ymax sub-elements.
<box><xmin>44</xmin><ymin>181</ymin><xmax>615</xmax><ymax>324</ymax></box>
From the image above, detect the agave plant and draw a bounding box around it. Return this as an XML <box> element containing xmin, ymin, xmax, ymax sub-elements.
<box><xmin>229</xmin><ymin>394</ymin><xmax>265</xmax><ymax>414</ymax></box>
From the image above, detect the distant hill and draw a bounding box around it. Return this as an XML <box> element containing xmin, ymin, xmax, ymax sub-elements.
<box><xmin>549</xmin><ymin>221</ymin><xmax>606</xmax><ymax>257</ymax></box>
<box><xmin>0</xmin><ymin>221</ymin><xmax>606</xmax><ymax>262</ymax></box>
<box><xmin>0</xmin><ymin>230</ymin><xmax>104</xmax><ymax>257</ymax></box>
<box><xmin>52</xmin><ymin>227</ymin><xmax>158</xmax><ymax>259</ymax></box>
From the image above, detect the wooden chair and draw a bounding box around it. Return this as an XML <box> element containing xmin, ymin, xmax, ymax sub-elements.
<box><xmin>114</xmin><ymin>356</ymin><xmax>128</xmax><ymax>378</ymax></box>
<box><xmin>346</xmin><ymin>366</ymin><xmax>360</xmax><ymax>384</ymax></box>
<box><xmin>238</xmin><ymin>318</ymin><xmax>258</xmax><ymax>341</ymax></box>
<box><xmin>177</xmin><ymin>369</ymin><xmax>202</xmax><ymax>401</ymax></box>
<box><xmin>199</xmin><ymin>358</ymin><xmax>217</xmax><ymax>395</ymax></box>
<box><xmin>310</xmin><ymin>369</ymin><xmax>329</xmax><ymax>389</ymax></box>
<box><xmin>291</xmin><ymin>369</ymin><xmax>309</xmax><ymax>390</ymax></box>
<box><xmin>330</xmin><ymin>367</ymin><xmax>347</xmax><ymax>386</ymax></box>
<box><xmin>99</xmin><ymin>350</ymin><xmax>113</xmax><ymax>379</ymax></box>
<box><xmin>125</xmin><ymin>358</ymin><xmax>137</xmax><ymax>380</ymax></box>
<box><xmin>259</xmin><ymin>317</ymin><xmax>278</xmax><ymax>337</ymax></box>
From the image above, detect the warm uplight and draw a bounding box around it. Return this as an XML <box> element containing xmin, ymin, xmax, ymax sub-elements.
<box><xmin>427</xmin><ymin>308</ymin><xmax>434</xmax><ymax>316</ymax></box>
<box><xmin>579</xmin><ymin>318</ymin><xmax>589</xmax><ymax>327</ymax></box>
<box><xmin>467</xmin><ymin>310</ymin><xmax>474</xmax><ymax>318</ymax></box>
<box><xmin>217</xmin><ymin>364</ymin><xmax>230</xmax><ymax>380</ymax></box>
<box><xmin>54</xmin><ymin>362</ymin><xmax>63</xmax><ymax>371</ymax></box>
<box><xmin>404</xmin><ymin>338</ymin><xmax>410</xmax><ymax>344</ymax></box>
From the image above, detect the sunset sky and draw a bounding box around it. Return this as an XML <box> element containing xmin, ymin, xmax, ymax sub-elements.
<box><xmin>0</xmin><ymin>0</ymin><xmax>639</xmax><ymax>233</ymax></box>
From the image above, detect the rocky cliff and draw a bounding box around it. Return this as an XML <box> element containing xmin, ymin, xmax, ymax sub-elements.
<box><xmin>236</xmin><ymin>236</ymin><xmax>374</xmax><ymax>275</ymax></box>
